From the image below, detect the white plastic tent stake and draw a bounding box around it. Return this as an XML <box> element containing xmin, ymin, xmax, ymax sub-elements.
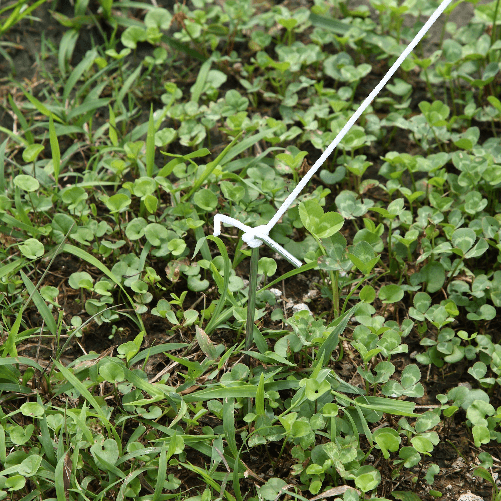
<box><xmin>214</xmin><ymin>0</ymin><xmax>453</xmax><ymax>267</ymax></box>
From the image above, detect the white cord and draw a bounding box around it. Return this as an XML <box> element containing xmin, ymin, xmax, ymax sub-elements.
<box><xmin>214</xmin><ymin>0</ymin><xmax>453</xmax><ymax>267</ymax></box>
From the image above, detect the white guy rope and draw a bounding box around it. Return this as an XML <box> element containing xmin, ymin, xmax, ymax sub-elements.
<box><xmin>214</xmin><ymin>0</ymin><xmax>453</xmax><ymax>267</ymax></box>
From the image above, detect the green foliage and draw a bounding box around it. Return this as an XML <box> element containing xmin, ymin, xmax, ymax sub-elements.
<box><xmin>0</xmin><ymin>0</ymin><xmax>500</xmax><ymax>499</ymax></box>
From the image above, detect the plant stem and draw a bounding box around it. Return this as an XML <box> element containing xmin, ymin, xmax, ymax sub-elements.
<box><xmin>245</xmin><ymin>247</ymin><xmax>259</xmax><ymax>360</ymax></box>
<box><xmin>245</xmin><ymin>248</ymin><xmax>258</xmax><ymax>419</ymax></box>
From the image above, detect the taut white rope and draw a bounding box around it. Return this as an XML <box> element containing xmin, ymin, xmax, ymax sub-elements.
<box><xmin>214</xmin><ymin>0</ymin><xmax>453</xmax><ymax>267</ymax></box>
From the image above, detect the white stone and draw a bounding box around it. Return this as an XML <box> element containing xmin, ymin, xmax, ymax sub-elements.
<box><xmin>269</xmin><ymin>288</ymin><xmax>282</xmax><ymax>299</ymax></box>
<box><xmin>302</xmin><ymin>290</ymin><xmax>319</xmax><ymax>302</ymax></box>
<box><xmin>292</xmin><ymin>303</ymin><xmax>311</xmax><ymax>313</ymax></box>
<box><xmin>457</xmin><ymin>492</ymin><xmax>484</xmax><ymax>501</ymax></box>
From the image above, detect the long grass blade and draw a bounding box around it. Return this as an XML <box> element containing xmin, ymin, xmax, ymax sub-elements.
<box><xmin>49</xmin><ymin>115</ymin><xmax>60</xmax><ymax>189</ymax></box>
<box><xmin>21</xmin><ymin>271</ymin><xmax>57</xmax><ymax>337</ymax></box>
<box><xmin>145</xmin><ymin>105</ymin><xmax>155</xmax><ymax>177</ymax></box>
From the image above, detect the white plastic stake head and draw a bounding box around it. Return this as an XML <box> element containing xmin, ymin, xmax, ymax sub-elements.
<box><xmin>214</xmin><ymin>0</ymin><xmax>453</xmax><ymax>267</ymax></box>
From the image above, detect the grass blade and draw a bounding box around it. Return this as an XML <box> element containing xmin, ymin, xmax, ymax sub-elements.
<box><xmin>63</xmin><ymin>48</ymin><xmax>97</xmax><ymax>102</ymax></box>
<box><xmin>108</xmin><ymin>105</ymin><xmax>118</xmax><ymax>147</ymax></box>
<box><xmin>145</xmin><ymin>105</ymin><xmax>155</xmax><ymax>177</ymax></box>
<box><xmin>152</xmin><ymin>443</ymin><xmax>167</xmax><ymax>501</ymax></box>
<box><xmin>223</xmin><ymin>398</ymin><xmax>238</xmax><ymax>459</ymax></box>
<box><xmin>205</xmin><ymin>236</ymin><xmax>231</xmax><ymax>334</ymax></box>
<box><xmin>182</xmin><ymin>385</ymin><xmax>258</xmax><ymax>402</ymax></box>
<box><xmin>115</xmin><ymin>64</ymin><xmax>141</xmax><ymax>112</ymax></box>
<box><xmin>20</xmin><ymin>88</ymin><xmax>63</xmax><ymax>123</ymax></box>
<box><xmin>21</xmin><ymin>271</ymin><xmax>57</xmax><ymax>337</ymax></box>
<box><xmin>8</xmin><ymin>95</ymin><xmax>34</xmax><ymax>145</ymax></box>
<box><xmin>191</xmin><ymin>58</ymin><xmax>212</xmax><ymax>104</ymax></box>
<box><xmin>255</xmin><ymin>373</ymin><xmax>265</xmax><ymax>416</ymax></box>
<box><xmin>181</xmin><ymin>132</ymin><xmax>243</xmax><ymax>202</ymax></box>
<box><xmin>317</xmin><ymin>306</ymin><xmax>357</xmax><ymax>367</ymax></box>
<box><xmin>49</xmin><ymin>115</ymin><xmax>60</xmax><ymax>189</ymax></box>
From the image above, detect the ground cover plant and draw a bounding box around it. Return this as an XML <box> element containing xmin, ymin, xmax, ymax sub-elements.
<box><xmin>0</xmin><ymin>0</ymin><xmax>500</xmax><ymax>500</ymax></box>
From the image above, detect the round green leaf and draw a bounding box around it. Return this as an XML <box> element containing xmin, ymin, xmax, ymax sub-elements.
<box><xmin>99</xmin><ymin>361</ymin><xmax>125</xmax><ymax>383</ymax></box>
<box><xmin>61</xmin><ymin>186</ymin><xmax>88</xmax><ymax>208</ymax></box>
<box><xmin>144</xmin><ymin>194</ymin><xmax>158</xmax><ymax>214</ymax></box>
<box><xmin>121</xmin><ymin>25</ymin><xmax>147</xmax><ymax>49</ymax></box>
<box><xmin>18</xmin><ymin>238</ymin><xmax>44</xmax><ymax>259</ymax></box>
<box><xmin>359</xmin><ymin>285</ymin><xmax>376</xmax><ymax>303</ymax></box>
<box><xmin>90</xmin><ymin>438</ymin><xmax>120</xmax><ymax>467</ymax></box>
<box><xmin>401</xmin><ymin>364</ymin><xmax>421</xmax><ymax>388</ymax></box>
<box><xmin>68</xmin><ymin>271</ymin><xmax>94</xmax><ymax>290</ymax></box>
<box><xmin>299</xmin><ymin>200</ymin><xmax>344</xmax><ymax>238</ymax></box>
<box><xmin>379</xmin><ymin>284</ymin><xmax>404</xmax><ymax>303</ymax></box>
<box><xmin>14</xmin><ymin>174</ymin><xmax>39</xmax><ymax>192</ymax></box>
<box><xmin>467</xmin><ymin>304</ymin><xmax>496</xmax><ymax>321</ymax></box>
<box><xmin>299</xmin><ymin>199</ymin><xmax>323</xmax><ymax>233</ymax></box>
<box><xmin>126</xmin><ymin>218</ymin><xmax>147</xmax><ymax>240</ymax></box>
<box><xmin>411</xmin><ymin>436</ymin><xmax>433</xmax><ymax>454</ymax></box>
<box><xmin>258</xmin><ymin>257</ymin><xmax>277</xmax><ymax>277</ymax></box>
<box><xmin>451</xmin><ymin>228</ymin><xmax>476</xmax><ymax>255</ymax></box>
<box><xmin>18</xmin><ymin>455</ymin><xmax>42</xmax><ymax>477</ymax></box>
<box><xmin>105</xmin><ymin>193</ymin><xmax>131</xmax><ymax>213</ymax></box>
<box><xmin>374</xmin><ymin>427</ymin><xmax>401</xmax><ymax>459</ymax></box>
<box><xmin>5</xmin><ymin>474</ymin><xmax>25</xmax><ymax>491</ymax></box>
<box><xmin>20</xmin><ymin>402</ymin><xmax>44</xmax><ymax>418</ymax></box>
<box><xmin>10</xmin><ymin>424</ymin><xmax>33</xmax><ymax>445</ymax></box>
<box><xmin>168</xmin><ymin>238</ymin><xmax>186</xmax><ymax>256</ymax></box>
<box><xmin>133</xmin><ymin>177</ymin><xmax>156</xmax><ymax>198</ymax></box>
<box><xmin>259</xmin><ymin>478</ymin><xmax>288</xmax><ymax>501</ymax></box>
<box><xmin>144</xmin><ymin>223</ymin><xmax>168</xmax><ymax>246</ymax></box>
<box><xmin>145</xmin><ymin>7</ymin><xmax>172</xmax><ymax>29</ymax></box>
<box><xmin>319</xmin><ymin>166</ymin><xmax>345</xmax><ymax>185</ymax></box>
<box><xmin>399</xmin><ymin>446</ymin><xmax>421</xmax><ymax>468</ymax></box>
<box><xmin>40</xmin><ymin>285</ymin><xmax>59</xmax><ymax>303</ymax></box>
<box><xmin>193</xmin><ymin>188</ymin><xmax>218</xmax><ymax>211</ymax></box>
<box><xmin>291</xmin><ymin>420</ymin><xmax>311</xmax><ymax>438</ymax></box>
<box><xmin>137</xmin><ymin>405</ymin><xmax>163</xmax><ymax>419</ymax></box>
<box><xmin>131</xmin><ymin>280</ymin><xmax>148</xmax><ymax>294</ymax></box>
<box><xmin>305</xmin><ymin>379</ymin><xmax>330</xmax><ymax>401</ymax></box>
<box><xmin>348</xmin><ymin>241</ymin><xmax>379</xmax><ymax>275</ymax></box>
<box><xmin>22</xmin><ymin>144</ymin><xmax>44</xmax><ymax>163</ymax></box>
<box><xmin>321</xmin><ymin>403</ymin><xmax>339</xmax><ymax>417</ymax></box>
<box><xmin>472</xmin><ymin>425</ymin><xmax>491</xmax><ymax>447</ymax></box>
<box><xmin>413</xmin><ymin>292</ymin><xmax>431</xmax><ymax>313</ymax></box>
<box><xmin>315</xmin><ymin>211</ymin><xmax>344</xmax><ymax>239</ymax></box>
<box><xmin>415</xmin><ymin>411</ymin><xmax>440</xmax><ymax>433</ymax></box>
<box><xmin>355</xmin><ymin>465</ymin><xmax>381</xmax><ymax>493</ymax></box>
<box><xmin>187</xmin><ymin>275</ymin><xmax>209</xmax><ymax>291</ymax></box>
<box><xmin>468</xmin><ymin>361</ymin><xmax>487</xmax><ymax>380</ymax></box>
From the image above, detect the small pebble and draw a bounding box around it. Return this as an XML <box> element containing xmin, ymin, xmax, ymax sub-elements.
<box><xmin>292</xmin><ymin>303</ymin><xmax>311</xmax><ymax>313</ymax></box>
<box><xmin>303</xmin><ymin>290</ymin><xmax>319</xmax><ymax>301</ymax></box>
<box><xmin>269</xmin><ymin>288</ymin><xmax>282</xmax><ymax>299</ymax></box>
<box><xmin>457</xmin><ymin>492</ymin><xmax>484</xmax><ymax>501</ymax></box>
<box><xmin>458</xmin><ymin>382</ymin><xmax>473</xmax><ymax>390</ymax></box>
